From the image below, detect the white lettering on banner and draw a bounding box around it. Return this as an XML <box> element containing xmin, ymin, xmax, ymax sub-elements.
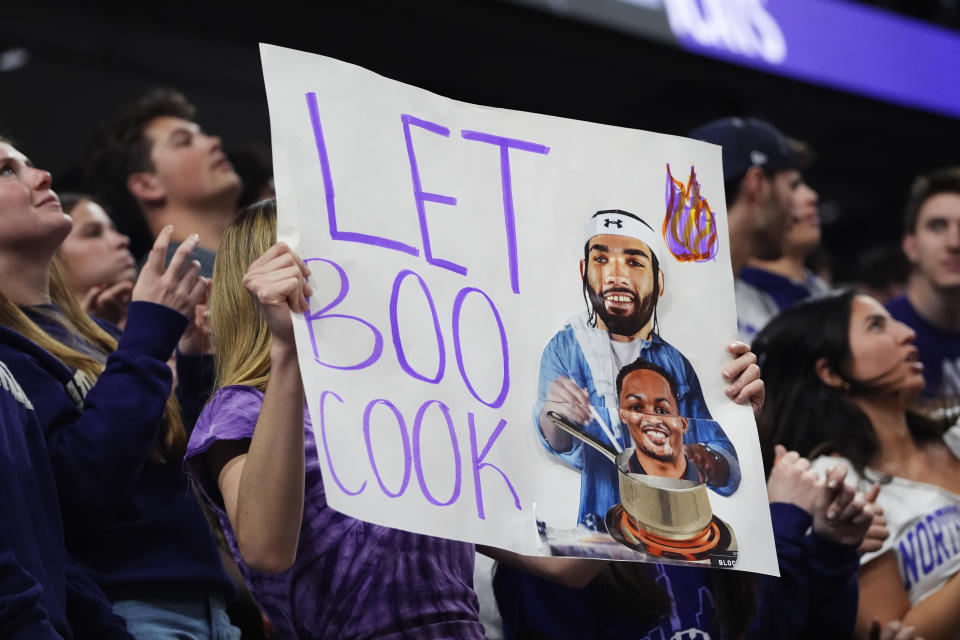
<box><xmin>662</xmin><ymin>0</ymin><xmax>787</xmax><ymax>64</ymax></box>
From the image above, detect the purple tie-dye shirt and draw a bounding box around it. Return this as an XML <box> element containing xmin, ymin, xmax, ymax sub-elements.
<box><xmin>184</xmin><ymin>385</ymin><xmax>485</xmax><ymax>639</ymax></box>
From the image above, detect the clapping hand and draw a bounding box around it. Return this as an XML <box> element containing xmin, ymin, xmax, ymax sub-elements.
<box><xmin>81</xmin><ymin>280</ymin><xmax>134</xmax><ymax>327</ymax></box>
<box><xmin>867</xmin><ymin>619</ymin><xmax>921</xmax><ymax>640</ymax></box>
<box><xmin>812</xmin><ymin>464</ymin><xmax>878</xmax><ymax>548</ymax></box>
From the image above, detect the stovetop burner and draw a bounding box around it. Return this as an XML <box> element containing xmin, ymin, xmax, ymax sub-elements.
<box><xmin>605</xmin><ymin>503</ymin><xmax>737</xmax><ymax>562</ymax></box>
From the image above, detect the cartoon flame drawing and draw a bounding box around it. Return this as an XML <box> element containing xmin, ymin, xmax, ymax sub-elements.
<box><xmin>662</xmin><ymin>164</ymin><xmax>718</xmax><ymax>263</ymax></box>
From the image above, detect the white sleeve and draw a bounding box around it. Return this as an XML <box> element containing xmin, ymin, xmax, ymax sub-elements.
<box><xmin>809</xmin><ymin>455</ymin><xmax>862</xmax><ymax>489</ymax></box>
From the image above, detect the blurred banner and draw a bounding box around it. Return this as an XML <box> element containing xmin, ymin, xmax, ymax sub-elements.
<box><xmin>510</xmin><ymin>0</ymin><xmax>960</xmax><ymax>120</ymax></box>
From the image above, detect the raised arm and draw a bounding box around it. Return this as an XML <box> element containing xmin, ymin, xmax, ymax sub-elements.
<box><xmin>29</xmin><ymin>228</ymin><xmax>207</xmax><ymax>522</ymax></box>
<box><xmin>207</xmin><ymin>242</ymin><xmax>311</xmax><ymax>574</ymax></box>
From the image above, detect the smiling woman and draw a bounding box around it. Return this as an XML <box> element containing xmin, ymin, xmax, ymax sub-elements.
<box><xmin>0</xmin><ymin>136</ymin><xmax>238</xmax><ymax>639</ymax></box>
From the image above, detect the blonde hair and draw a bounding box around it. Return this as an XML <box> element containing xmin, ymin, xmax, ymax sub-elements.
<box><xmin>0</xmin><ymin>257</ymin><xmax>186</xmax><ymax>460</ymax></box>
<box><xmin>0</xmin><ymin>133</ymin><xmax>185</xmax><ymax>459</ymax></box>
<box><xmin>210</xmin><ymin>199</ymin><xmax>277</xmax><ymax>392</ymax></box>
<box><xmin>0</xmin><ymin>134</ymin><xmax>189</xmax><ymax>458</ymax></box>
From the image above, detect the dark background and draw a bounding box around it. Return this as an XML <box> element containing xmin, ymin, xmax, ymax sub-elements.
<box><xmin>1</xmin><ymin>0</ymin><xmax>958</xmax><ymax>280</ymax></box>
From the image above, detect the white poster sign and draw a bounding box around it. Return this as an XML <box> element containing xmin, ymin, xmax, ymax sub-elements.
<box><xmin>261</xmin><ymin>43</ymin><xmax>777</xmax><ymax>575</ymax></box>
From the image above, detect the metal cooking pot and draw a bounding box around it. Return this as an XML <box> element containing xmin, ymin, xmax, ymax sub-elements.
<box><xmin>547</xmin><ymin>410</ymin><xmax>713</xmax><ymax>540</ymax></box>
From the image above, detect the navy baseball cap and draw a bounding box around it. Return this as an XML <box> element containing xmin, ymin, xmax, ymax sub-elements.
<box><xmin>688</xmin><ymin>117</ymin><xmax>798</xmax><ymax>181</ymax></box>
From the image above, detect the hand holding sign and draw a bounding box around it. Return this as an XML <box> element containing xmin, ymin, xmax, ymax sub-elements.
<box><xmin>243</xmin><ymin>241</ymin><xmax>312</xmax><ymax>345</ymax></box>
<box><xmin>261</xmin><ymin>43</ymin><xmax>777</xmax><ymax>574</ymax></box>
<box><xmin>723</xmin><ymin>341</ymin><xmax>765</xmax><ymax>416</ymax></box>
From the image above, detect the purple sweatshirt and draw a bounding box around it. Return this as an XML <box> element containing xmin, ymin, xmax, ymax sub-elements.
<box><xmin>0</xmin><ymin>359</ymin><xmax>69</xmax><ymax>639</ymax></box>
<box><xmin>0</xmin><ymin>356</ymin><xmax>131</xmax><ymax>639</ymax></box>
<box><xmin>184</xmin><ymin>385</ymin><xmax>485</xmax><ymax>639</ymax></box>
<box><xmin>0</xmin><ymin>302</ymin><xmax>232</xmax><ymax>602</ymax></box>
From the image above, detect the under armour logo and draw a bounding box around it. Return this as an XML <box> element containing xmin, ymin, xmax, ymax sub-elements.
<box><xmin>603</xmin><ymin>218</ymin><xmax>623</xmax><ymax>228</ymax></box>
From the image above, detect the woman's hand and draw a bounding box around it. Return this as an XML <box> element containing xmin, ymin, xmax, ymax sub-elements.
<box><xmin>178</xmin><ymin>281</ymin><xmax>213</xmax><ymax>355</ymax></box>
<box><xmin>767</xmin><ymin>445</ymin><xmax>820</xmax><ymax>514</ymax></box>
<box><xmin>210</xmin><ymin>244</ymin><xmax>311</xmax><ymax>575</ymax></box>
<box><xmin>81</xmin><ymin>280</ymin><xmax>134</xmax><ymax>327</ymax></box>
<box><xmin>724</xmin><ymin>341</ymin><xmax>764</xmax><ymax>416</ymax></box>
<box><xmin>859</xmin><ymin>495</ymin><xmax>890</xmax><ymax>556</ymax></box>
<box><xmin>867</xmin><ymin>620</ymin><xmax>921</xmax><ymax>640</ymax></box>
<box><xmin>242</xmin><ymin>241</ymin><xmax>311</xmax><ymax>345</ymax></box>
<box><xmin>132</xmin><ymin>226</ymin><xmax>207</xmax><ymax>318</ymax></box>
<box><xmin>813</xmin><ymin>466</ymin><xmax>878</xmax><ymax>547</ymax></box>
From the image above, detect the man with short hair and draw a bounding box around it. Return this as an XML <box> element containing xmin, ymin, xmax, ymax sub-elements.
<box><xmin>886</xmin><ymin>167</ymin><xmax>960</xmax><ymax>410</ymax></box>
<box><xmin>536</xmin><ymin>209</ymin><xmax>739</xmax><ymax>527</ymax></box>
<box><xmin>689</xmin><ymin>117</ymin><xmax>811</xmax><ymax>343</ymax></box>
<box><xmin>616</xmin><ymin>358</ymin><xmax>703</xmax><ymax>483</ymax></box>
<box><xmin>739</xmin><ymin>138</ymin><xmax>828</xmax><ymax>312</ymax></box>
<box><xmin>87</xmin><ymin>89</ymin><xmax>242</xmax><ymax>277</ymax></box>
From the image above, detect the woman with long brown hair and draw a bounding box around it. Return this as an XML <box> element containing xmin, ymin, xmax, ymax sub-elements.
<box><xmin>755</xmin><ymin>289</ymin><xmax>960</xmax><ymax>639</ymax></box>
<box><xmin>0</xmin><ymin>136</ymin><xmax>237</xmax><ymax>638</ymax></box>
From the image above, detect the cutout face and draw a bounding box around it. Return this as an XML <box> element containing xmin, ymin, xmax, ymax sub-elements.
<box><xmin>583</xmin><ymin>234</ymin><xmax>660</xmax><ymax>337</ymax></box>
<box><xmin>619</xmin><ymin>368</ymin><xmax>688</xmax><ymax>464</ymax></box>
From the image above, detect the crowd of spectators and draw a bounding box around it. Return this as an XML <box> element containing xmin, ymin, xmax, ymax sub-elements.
<box><xmin>0</xmin><ymin>84</ymin><xmax>958</xmax><ymax>640</ymax></box>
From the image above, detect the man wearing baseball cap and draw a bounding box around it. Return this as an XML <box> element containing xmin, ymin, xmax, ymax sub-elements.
<box><xmin>535</xmin><ymin>209</ymin><xmax>741</xmax><ymax>527</ymax></box>
<box><xmin>689</xmin><ymin>117</ymin><xmax>807</xmax><ymax>342</ymax></box>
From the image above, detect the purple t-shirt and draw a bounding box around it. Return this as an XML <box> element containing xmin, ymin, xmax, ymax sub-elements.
<box><xmin>184</xmin><ymin>385</ymin><xmax>484</xmax><ymax>640</ymax></box>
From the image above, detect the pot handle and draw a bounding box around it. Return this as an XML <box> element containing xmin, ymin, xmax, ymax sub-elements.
<box><xmin>546</xmin><ymin>410</ymin><xmax>619</xmax><ymax>464</ymax></box>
